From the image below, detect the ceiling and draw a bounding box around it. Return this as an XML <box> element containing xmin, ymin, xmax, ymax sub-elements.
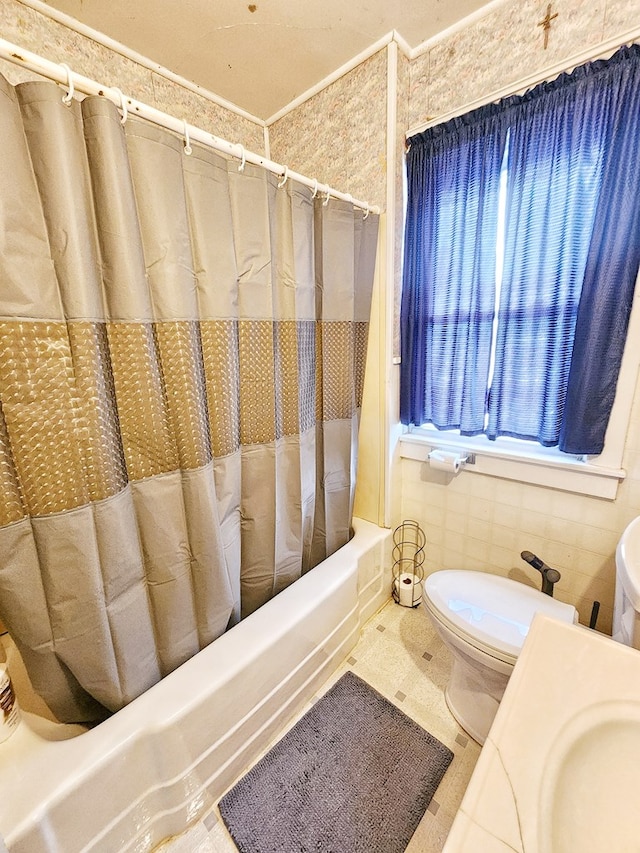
<box><xmin>41</xmin><ymin>0</ymin><xmax>492</xmax><ymax>120</ymax></box>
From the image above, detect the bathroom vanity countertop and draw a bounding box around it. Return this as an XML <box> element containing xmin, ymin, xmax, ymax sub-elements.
<box><xmin>443</xmin><ymin>613</ymin><xmax>640</xmax><ymax>852</ymax></box>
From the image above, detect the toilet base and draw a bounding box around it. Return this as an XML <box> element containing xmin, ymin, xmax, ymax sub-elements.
<box><xmin>445</xmin><ymin>652</ymin><xmax>511</xmax><ymax>745</ymax></box>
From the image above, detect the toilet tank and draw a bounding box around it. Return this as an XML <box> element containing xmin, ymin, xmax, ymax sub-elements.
<box><xmin>614</xmin><ymin>516</ymin><xmax>640</xmax><ymax>648</ymax></box>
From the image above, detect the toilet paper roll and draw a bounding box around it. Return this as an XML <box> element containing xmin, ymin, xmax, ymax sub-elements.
<box><xmin>395</xmin><ymin>573</ymin><xmax>422</xmax><ymax>607</ymax></box>
<box><xmin>429</xmin><ymin>450</ymin><xmax>463</xmax><ymax>473</ymax></box>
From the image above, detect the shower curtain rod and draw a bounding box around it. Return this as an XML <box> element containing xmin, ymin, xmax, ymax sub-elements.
<box><xmin>0</xmin><ymin>37</ymin><xmax>381</xmax><ymax>215</ymax></box>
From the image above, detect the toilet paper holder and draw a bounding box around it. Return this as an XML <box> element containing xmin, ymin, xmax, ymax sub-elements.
<box><xmin>391</xmin><ymin>520</ymin><xmax>425</xmax><ymax>608</ymax></box>
<box><xmin>428</xmin><ymin>448</ymin><xmax>476</xmax><ymax>472</ymax></box>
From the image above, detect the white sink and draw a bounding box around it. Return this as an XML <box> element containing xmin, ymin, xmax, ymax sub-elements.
<box><xmin>444</xmin><ymin>614</ymin><xmax>640</xmax><ymax>852</ymax></box>
<box><xmin>541</xmin><ymin>701</ymin><xmax>640</xmax><ymax>853</ymax></box>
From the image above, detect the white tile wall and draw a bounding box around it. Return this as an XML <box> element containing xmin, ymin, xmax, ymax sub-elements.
<box><xmin>398</xmin><ymin>453</ymin><xmax>640</xmax><ymax>633</ymax></box>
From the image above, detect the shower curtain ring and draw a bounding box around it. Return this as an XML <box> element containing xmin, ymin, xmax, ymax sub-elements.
<box><xmin>311</xmin><ymin>179</ymin><xmax>319</xmax><ymax>198</ymax></box>
<box><xmin>363</xmin><ymin>207</ymin><xmax>370</xmax><ymax>220</ymax></box>
<box><xmin>277</xmin><ymin>166</ymin><xmax>289</xmax><ymax>188</ymax></box>
<box><xmin>60</xmin><ymin>63</ymin><xmax>74</xmax><ymax>105</ymax></box>
<box><xmin>183</xmin><ymin>120</ymin><xmax>193</xmax><ymax>155</ymax></box>
<box><xmin>111</xmin><ymin>87</ymin><xmax>128</xmax><ymax>125</ymax></box>
<box><xmin>323</xmin><ymin>190</ymin><xmax>331</xmax><ymax>207</ymax></box>
<box><xmin>237</xmin><ymin>145</ymin><xmax>246</xmax><ymax>172</ymax></box>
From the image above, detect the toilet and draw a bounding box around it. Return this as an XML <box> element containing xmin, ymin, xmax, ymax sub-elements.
<box><xmin>422</xmin><ymin>570</ymin><xmax>577</xmax><ymax>744</ymax></box>
<box><xmin>613</xmin><ymin>515</ymin><xmax>640</xmax><ymax>648</ymax></box>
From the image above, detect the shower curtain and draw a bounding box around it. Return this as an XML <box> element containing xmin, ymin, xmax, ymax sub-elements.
<box><xmin>0</xmin><ymin>76</ymin><xmax>379</xmax><ymax>723</ymax></box>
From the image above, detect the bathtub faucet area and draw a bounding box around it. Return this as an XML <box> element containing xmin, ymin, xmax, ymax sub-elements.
<box><xmin>520</xmin><ymin>550</ymin><xmax>561</xmax><ymax>596</ymax></box>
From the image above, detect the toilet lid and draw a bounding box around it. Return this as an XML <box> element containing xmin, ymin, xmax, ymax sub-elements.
<box><xmin>423</xmin><ymin>570</ymin><xmax>577</xmax><ymax>662</ymax></box>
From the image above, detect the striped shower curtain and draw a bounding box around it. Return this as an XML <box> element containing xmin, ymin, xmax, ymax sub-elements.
<box><xmin>0</xmin><ymin>77</ymin><xmax>379</xmax><ymax>723</ymax></box>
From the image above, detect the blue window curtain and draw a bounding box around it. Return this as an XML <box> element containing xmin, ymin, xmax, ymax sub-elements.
<box><xmin>559</xmin><ymin>49</ymin><xmax>640</xmax><ymax>453</ymax></box>
<box><xmin>400</xmin><ymin>110</ymin><xmax>507</xmax><ymax>433</ymax></box>
<box><xmin>401</xmin><ymin>45</ymin><xmax>640</xmax><ymax>455</ymax></box>
<box><xmin>487</xmin><ymin>67</ymin><xmax>612</xmax><ymax>444</ymax></box>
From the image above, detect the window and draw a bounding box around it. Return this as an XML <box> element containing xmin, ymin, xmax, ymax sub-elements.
<box><xmin>400</xmin><ymin>46</ymin><xmax>640</xmax><ymax>476</ymax></box>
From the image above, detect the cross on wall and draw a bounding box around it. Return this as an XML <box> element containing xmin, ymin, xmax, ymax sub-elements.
<box><xmin>537</xmin><ymin>4</ymin><xmax>559</xmax><ymax>49</ymax></box>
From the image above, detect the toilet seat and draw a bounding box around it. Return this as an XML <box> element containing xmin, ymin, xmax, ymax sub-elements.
<box><xmin>423</xmin><ymin>570</ymin><xmax>577</xmax><ymax>664</ymax></box>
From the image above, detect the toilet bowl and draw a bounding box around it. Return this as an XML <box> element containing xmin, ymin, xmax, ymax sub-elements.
<box><xmin>422</xmin><ymin>570</ymin><xmax>577</xmax><ymax>744</ymax></box>
<box><xmin>614</xmin><ymin>515</ymin><xmax>640</xmax><ymax>648</ymax></box>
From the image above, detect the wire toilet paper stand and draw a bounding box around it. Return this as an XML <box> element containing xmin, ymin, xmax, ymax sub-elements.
<box><xmin>392</xmin><ymin>520</ymin><xmax>425</xmax><ymax>607</ymax></box>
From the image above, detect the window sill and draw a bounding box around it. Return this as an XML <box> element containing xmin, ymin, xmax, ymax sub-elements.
<box><xmin>398</xmin><ymin>429</ymin><xmax>625</xmax><ymax>499</ymax></box>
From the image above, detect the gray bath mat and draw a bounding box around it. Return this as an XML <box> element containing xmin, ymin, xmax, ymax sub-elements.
<box><xmin>218</xmin><ymin>670</ymin><xmax>454</xmax><ymax>853</ymax></box>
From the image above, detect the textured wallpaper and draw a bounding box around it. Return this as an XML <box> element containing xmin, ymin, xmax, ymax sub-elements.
<box><xmin>393</xmin><ymin>51</ymin><xmax>410</xmax><ymax>359</ymax></box>
<box><xmin>268</xmin><ymin>50</ymin><xmax>388</xmax><ymax>213</ymax></box>
<box><xmin>408</xmin><ymin>0</ymin><xmax>640</xmax><ymax>132</ymax></box>
<box><xmin>0</xmin><ymin>0</ymin><xmax>264</xmax><ymax>152</ymax></box>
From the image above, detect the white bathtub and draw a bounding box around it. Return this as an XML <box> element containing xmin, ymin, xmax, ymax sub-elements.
<box><xmin>0</xmin><ymin>518</ymin><xmax>392</xmax><ymax>853</ymax></box>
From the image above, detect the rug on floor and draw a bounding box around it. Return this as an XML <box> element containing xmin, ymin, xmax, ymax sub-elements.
<box><xmin>218</xmin><ymin>670</ymin><xmax>454</xmax><ymax>853</ymax></box>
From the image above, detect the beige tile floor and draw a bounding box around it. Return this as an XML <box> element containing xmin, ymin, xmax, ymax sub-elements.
<box><xmin>157</xmin><ymin>598</ymin><xmax>481</xmax><ymax>853</ymax></box>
